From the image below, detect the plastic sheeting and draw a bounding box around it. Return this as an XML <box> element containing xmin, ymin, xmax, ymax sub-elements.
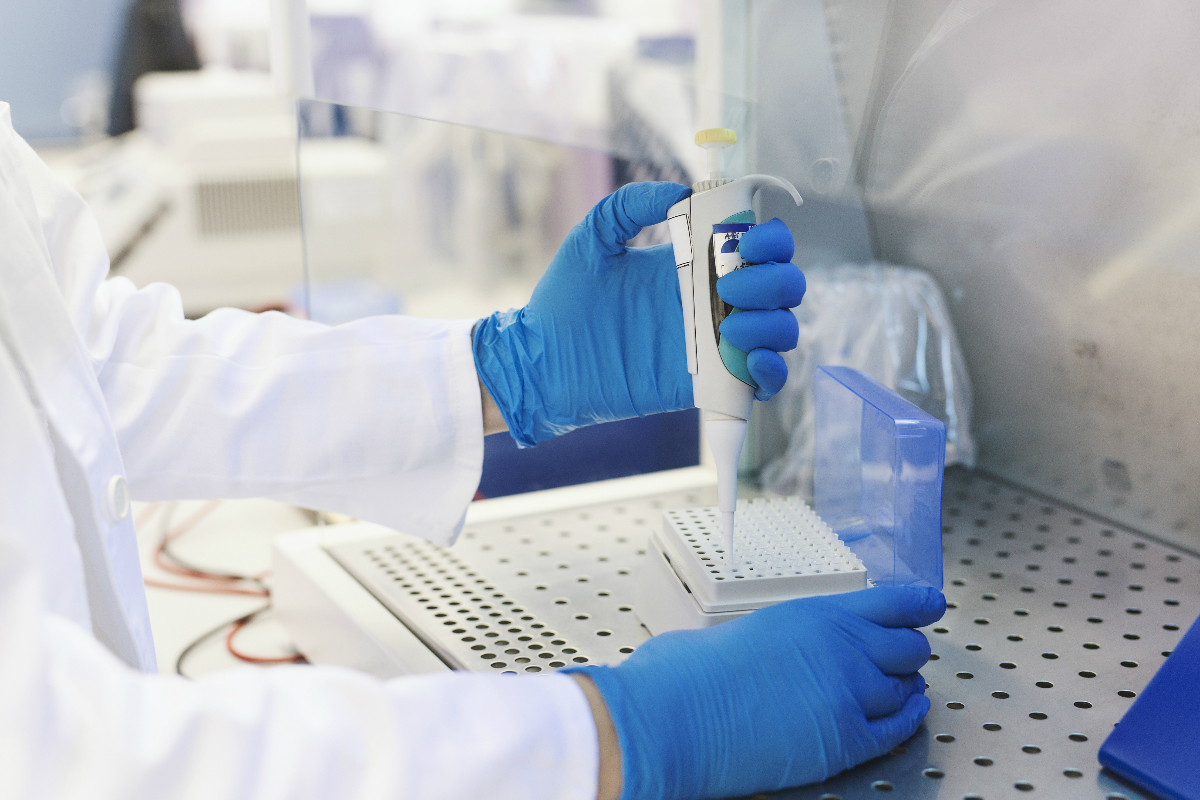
<box><xmin>757</xmin><ymin>263</ymin><xmax>974</xmax><ymax>499</ymax></box>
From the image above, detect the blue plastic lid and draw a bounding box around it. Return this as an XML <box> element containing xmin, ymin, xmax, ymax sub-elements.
<box><xmin>1099</xmin><ymin>610</ymin><xmax>1200</xmax><ymax>800</ymax></box>
<box><xmin>813</xmin><ymin>366</ymin><xmax>946</xmax><ymax>589</ymax></box>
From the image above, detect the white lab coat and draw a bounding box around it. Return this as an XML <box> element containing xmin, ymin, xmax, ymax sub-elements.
<box><xmin>0</xmin><ymin>104</ymin><xmax>597</xmax><ymax>799</ymax></box>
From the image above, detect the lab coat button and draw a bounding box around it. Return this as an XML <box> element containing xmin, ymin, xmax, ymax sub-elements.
<box><xmin>105</xmin><ymin>475</ymin><xmax>131</xmax><ymax>523</ymax></box>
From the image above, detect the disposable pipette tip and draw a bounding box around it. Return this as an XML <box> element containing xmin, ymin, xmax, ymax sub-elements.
<box><xmin>705</xmin><ymin>415</ymin><xmax>748</xmax><ymax>563</ymax></box>
<box><xmin>722</xmin><ymin>510</ymin><xmax>734</xmax><ymax>559</ymax></box>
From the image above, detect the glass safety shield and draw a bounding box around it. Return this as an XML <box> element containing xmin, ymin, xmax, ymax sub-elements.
<box><xmin>275</xmin><ymin>0</ymin><xmax>760</xmax><ymax>495</ymax></box>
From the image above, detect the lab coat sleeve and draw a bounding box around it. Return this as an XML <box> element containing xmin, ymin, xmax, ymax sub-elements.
<box><xmin>0</xmin><ymin>531</ymin><xmax>599</xmax><ymax>800</ymax></box>
<box><xmin>19</xmin><ymin>132</ymin><xmax>485</xmax><ymax>545</ymax></box>
<box><xmin>96</xmin><ymin>284</ymin><xmax>484</xmax><ymax>545</ymax></box>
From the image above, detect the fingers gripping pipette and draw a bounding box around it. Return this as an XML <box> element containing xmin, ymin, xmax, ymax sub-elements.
<box><xmin>666</xmin><ymin>129</ymin><xmax>802</xmax><ymax>559</ymax></box>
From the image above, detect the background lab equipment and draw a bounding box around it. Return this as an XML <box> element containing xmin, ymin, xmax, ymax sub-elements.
<box><xmin>265</xmin><ymin>1</ymin><xmax>1200</xmax><ymax>799</ymax></box>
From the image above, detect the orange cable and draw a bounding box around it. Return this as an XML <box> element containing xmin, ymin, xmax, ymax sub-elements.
<box><xmin>143</xmin><ymin>577</ymin><xmax>269</xmax><ymax>598</ymax></box>
<box><xmin>143</xmin><ymin>499</ymin><xmax>305</xmax><ymax>666</ymax></box>
<box><xmin>134</xmin><ymin>501</ymin><xmax>165</xmax><ymax>530</ymax></box>
<box><xmin>145</xmin><ymin>500</ymin><xmax>267</xmax><ymax>594</ymax></box>
<box><xmin>225</xmin><ymin>615</ymin><xmax>305</xmax><ymax>664</ymax></box>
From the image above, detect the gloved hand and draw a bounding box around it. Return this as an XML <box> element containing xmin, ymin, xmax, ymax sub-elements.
<box><xmin>716</xmin><ymin>216</ymin><xmax>803</xmax><ymax>400</ymax></box>
<box><xmin>472</xmin><ymin>181</ymin><xmax>805</xmax><ymax>447</ymax></box>
<box><xmin>565</xmin><ymin>586</ymin><xmax>946</xmax><ymax>800</ymax></box>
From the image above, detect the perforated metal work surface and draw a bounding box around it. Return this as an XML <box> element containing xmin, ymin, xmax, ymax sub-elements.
<box><xmin>774</xmin><ymin>468</ymin><xmax>1200</xmax><ymax>800</ymax></box>
<box><xmin>326</xmin><ymin>484</ymin><xmax>717</xmax><ymax>672</ymax></box>
<box><xmin>327</xmin><ymin>469</ymin><xmax>1199</xmax><ymax>799</ymax></box>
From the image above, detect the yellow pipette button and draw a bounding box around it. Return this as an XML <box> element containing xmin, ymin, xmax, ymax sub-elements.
<box><xmin>694</xmin><ymin>128</ymin><xmax>737</xmax><ymax>146</ymax></box>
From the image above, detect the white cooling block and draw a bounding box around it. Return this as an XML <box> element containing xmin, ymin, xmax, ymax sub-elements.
<box><xmin>635</xmin><ymin>496</ymin><xmax>867</xmax><ymax>634</ymax></box>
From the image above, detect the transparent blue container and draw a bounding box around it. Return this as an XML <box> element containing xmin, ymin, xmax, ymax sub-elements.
<box><xmin>813</xmin><ymin>366</ymin><xmax>945</xmax><ymax>589</ymax></box>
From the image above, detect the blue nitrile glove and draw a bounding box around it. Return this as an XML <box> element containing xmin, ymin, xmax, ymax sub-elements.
<box><xmin>717</xmin><ymin>217</ymin><xmax>805</xmax><ymax>400</ymax></box>
<box><xmin>564</xmin><ymin>586</ymin><xmax>946</xmax><ymax>800</ymax></box>
<box><xmin>473</xmin><ymin>181</ymin><xmax>806</xmax><ymax>447</ymax></box>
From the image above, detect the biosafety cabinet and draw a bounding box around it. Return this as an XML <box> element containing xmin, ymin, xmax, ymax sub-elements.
<box><xmin>270</xmin><ymin>2</ymin><xmax>1200</xmax><ymax>798</ymax></box>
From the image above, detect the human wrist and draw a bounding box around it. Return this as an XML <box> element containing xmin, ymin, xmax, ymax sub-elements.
<box><xmin>472</xmin><ymin>313</ymin><xmax>531</xmax><ymax>444</ymax></box>
<box><xmin>478</xmin><ymin>378</ymin><xmax>508</xmax><ymax>436</ymax></box>
<box><xmin>564</xmin><ymin>660</ymin><xmax>703</xmax><ymax>800</ymax></box>
<box><xmin>569</xmin><ymin>673</ymin><xmax>623</xmax><ymax>800</ymax></box>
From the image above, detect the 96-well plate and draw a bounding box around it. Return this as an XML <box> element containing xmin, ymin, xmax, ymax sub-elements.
<box><xmin>657</xmin><ymin>497</ymin><xmax>866</xmax><ymax>612</ymax></box>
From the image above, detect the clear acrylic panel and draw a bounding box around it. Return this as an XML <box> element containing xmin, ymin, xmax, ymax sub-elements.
<box><xmin>294</xmin><ymin>98</ymin><xmax>618</xmax><ymax>321</ymax></box>
<box><xmin>278</xmin><ymin>1</ymin><xmax>760</xmax><ymax>178</ymax></box>
<box><xmin>813</xmin><ymin>366</ymin><xmax>945</xmax><ymax>589</ymax></box>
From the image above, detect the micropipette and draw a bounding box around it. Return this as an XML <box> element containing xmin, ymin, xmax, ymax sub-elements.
<box><xmin>665</xmin><ymin>128</ymin><xmax>802</xmax><ymax>558</ymax></box>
